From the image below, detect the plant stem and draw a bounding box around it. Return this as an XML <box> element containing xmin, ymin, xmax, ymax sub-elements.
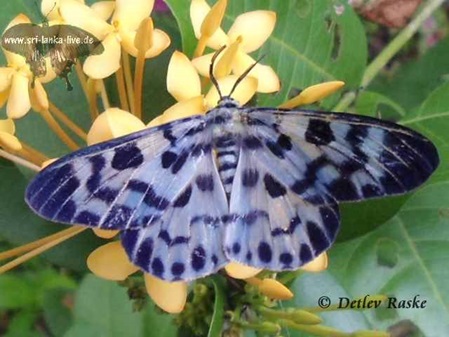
<box><xmin>333</xmin><ymin>0</ymin><xmax>445</xmax><ymax>111</ymax></box>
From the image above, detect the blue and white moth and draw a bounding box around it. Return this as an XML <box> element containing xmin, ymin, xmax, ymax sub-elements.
<box><xmin>25</xmin><ymin>66</ymin><xmax>439</xmax><ymax>282</ymax></box>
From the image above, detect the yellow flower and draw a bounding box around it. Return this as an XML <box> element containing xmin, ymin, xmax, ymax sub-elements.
<box><xmin>190</xmin><ymin>0</ymin><xmax>280</xmax><ymax>93</ymax></box>
<box><xmin>0</xmin><ymin>119</ymin><xmax>21</xmax><ymax>152</ymax></box>
<box><xmin>224</xmin><ymin>252</ymin><xmax>328</xmax><ymax>301</ymax></box>
<box><xmin>0</xmin><ymin>14</ymin><xmax>53</xmax><ymax>119</ymax></box>
<box><xmin>59</xmin><ymin>0</ymin><xmax>170</xmax><ymax>79</ymax></box>
<box><xmin>151</xmin><ymin>50</ymin><xmax>258</xmax><ymax>127</ymax></box>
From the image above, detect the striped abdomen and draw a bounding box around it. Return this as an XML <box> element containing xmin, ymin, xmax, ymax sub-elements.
<box><xmin>214</xmin><ymin>134</ymin><xmax>239</xmax><ymax>197</ymax></box>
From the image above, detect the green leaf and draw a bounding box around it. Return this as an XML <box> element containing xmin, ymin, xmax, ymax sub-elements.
<box><xmin>66</xmin><ymin>275</ymin><xmax>143</xmax><ymax>337</ymax></box>
<box><xmin>66</xmin><ymin>275</ymin><xmax>178</xmax><ymax>337</ymax></box>
<box><xmin>355</xmin><ymin>91</ymin><xmax>406</xmax><ymax>120</ymax></box>
<box><xmin>369</xmin><ymin>37</ymin><xmax>449</xmax><ymax>111</ymax></box>
<box><xmin>164</xmin><ymin>0</ymin><xmax>197</xmax><ymax>57</ymax></box>
<box><xmin>42</xmin><ymin>288</ymin><xmax>75</xmax><ymax>336</ymax></box>
<box><xmin>207</xmin><ymin>276</ymin><xmax>226</xmax><ymax>337</ymax></box>
<box><xmin>0</xmin><ymin>274</ymin><xmax>37</xmax><ymax>309</ymax></box>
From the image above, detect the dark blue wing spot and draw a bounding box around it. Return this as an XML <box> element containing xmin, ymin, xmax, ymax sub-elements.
<box><xmin>172</xmin><ymin>151</ymin><xmax>188</xmax><ymax>174</ymax></box>
<box><xmin>211</xmin><ymin>254</ymin><xmax>218</xmax><ymax>265</ymax></box>
<box><xmin>163</xmin><ymin>128</ymin><xmax>177</xmax><ymax>145</ymax></box>
<box><xmin>133</xmin><ymin>237</ymin><xmax>153</xmax><ymax>270</ymax></box>
<box><xmin>196</xmin><ymin>174</ymin><xmax>214</xmax><ymax>192</ymax></box>
<box><xmin>41</xmin><ymin>176</ymin><xmax>80</xmax><ymax>216</ymax></box>
<box><xmin>161</xmin><ymin>151</ymin><xmax>177</xmax><ymax>169</ymax></box>
<box><xmin>246</xmin><ymin>251</ymin><xmax>252</xmax><ymax>261</ymax></box>
<box><xmin>128</xmin><ymin>179</ymin><xmax>149</xmax><ymax>193</ymax></box>
<box><xmin>232</xmin><ymin>242</ymin><xmax>241</xmax><ymax>254</ymax></box>
<box><xmin>278</xmin><ymin>134</ymin><xmax>292</xmax><ymax>151</ymax></box>
<box><xmin>75</xmin><ymin>210</ymin><xmax>100</xmax><ymax>225</ymax></box>
<box><xmin>264</xmin><ymin>174</ymin><xmax>286</xmax><ymax>198</ymax></box>
<box><xmin>93</xmin><ymin>187</ymin><xmax>118</xmax><ymax>204</ymax></box>
<box><xmin>173</xmin><ymin>185</ymin><xmax>192</xmax><ymax>207</ymax></box>
<box><xmin>299</xmin><ymin>244</ymin><xmax>312</xmax><ymax>263</ymax></box>
<box><xmin>306</xmin><ymin>221</ymin><xmax>329</xmax><ymax>252</ymax></box>
<box><xmin>171</xmin><ymin>262</ymin><xmax>185</xmax><ymax>276</ymax></box>
<box><xmin>279</xmin><ymin>252</ymin><xmax>293</xmax><ymax>265</ymax></box>
<box><xmin>362</xmin><ymin>184</ymin><xmax>383</xmax><ymax>198</ymax></box>
<box><xmin>242</xmin><ymin>168</ymin><xmax>259</xmax><ymax>187</ymax></box>
<box><xmin>143</xmin><ymin>186</ymin><xmax>169</xmax><ymax>210</ymax></box>
<box><xmin>151</xmin><ymin>257</ymin><xmax>165</xmax><ymax>277</ymax></box>
<box><xmin>103</xmin><ymin>205</ymin><xmax>133</xmax><ymax>228</ymax></box>
<box><xmin>56</xmin><ymin>199</ymin><xmax>77</xmax><ymax>222</ymax></box>
<box><xmin>305</xmin><ymin>119</ymin><xmax>335</xmax><ymax>146</ymax></box>
<box><xmin>192</xmin><ymin>246</ymin><xmax>206</xmax><ymax>271</ymax></box>
<box><xmin>266</xmin><ymin>140</ymin><xmax>284</xmax><ymax>158</ymax></box>
<box><xmin>328</xmin><ymin>178</ymin><xmax>359</xmax><ymax>200</ymax></box>
<box><xmin>111</xmin><ymin>143</ymin><xmax>144</xmax><ymax>170</ymax></box>
<box><xmin>258</xmin><ymin>242</ymin><xmax>272</xmax><ymax>263</ymax></box>
<box><xmin>243</xmin><ymin>136</ymin><xmax>262</xmax><ymax>149</ymax></box>
<box><xmin>319</xmin><ymin>206</ymin><xmax>340</xmax><ymax>240</ymax></box>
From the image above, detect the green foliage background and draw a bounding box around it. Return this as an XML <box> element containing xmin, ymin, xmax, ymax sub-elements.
<box><xmin>0</xmin><ymin>0</ymin><xmax>448</xmax><ymax>336</ymax></box>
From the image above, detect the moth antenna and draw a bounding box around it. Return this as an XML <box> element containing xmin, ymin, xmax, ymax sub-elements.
<box><xmin>210</xmin><ymin>45</ymin><xmax>226</xmax><ymax>100</ymax></box>
<box><xmin>228</xmin><ymin>54</ymin><xmax>265</xmax><ymax>99</ymax></box>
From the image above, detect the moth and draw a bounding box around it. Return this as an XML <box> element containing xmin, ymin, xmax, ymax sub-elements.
<box><xmin>25</xmin><ymin>61</ymin><xmax>439</xmax><ymax>282</ymax></box>
<box><xmin>1</xmin><ymin>21</ymin><xmax>103</xmax><ymax>90</ymax></box>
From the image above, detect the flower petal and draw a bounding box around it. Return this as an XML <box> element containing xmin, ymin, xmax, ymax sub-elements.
<box><xmin>91</xmin><ymin>1</ymin><xmax>116</xmax><ymax>21</ymax></box>
<box><xmin>87</xmin><ymin>241</ymin><xmax>139</xmax><ymax>281</ymax></box>
<box><xmin>149</xmin><ymin>96</ymin><xmax>206</xmax><ymax>127</ymax></box>
<box><xmin>7</xmin><ymin>73</ymin><xmax>31</xmax><ymax>119</ymax></box>
<box><xmin>60</xmin><ymin>0</ymin><xmax>112</xmax><ymax>39</ymax></box>
<box><xmin>300</xmin><ymin>252</ymin><xmax>328</xmax><ymax>272</ymax></box>
<box><xmin>93</xmin><ymin>228</ymin><xmax>119</xmax><ymax>239</ymax></box>
<box><xmin>113</xmin><ymin>0</ymin><xmax>154</xmax><ymax>31</ymax></box>
<box><xmin>190</xmin><ymin>0</ymin><xmax>227</xmax><ymax>49</ymax></box>
<box><xmin>3</xmin><ymin>15</ymin><xmax>31</xmax><ymax>68</ymax></box>
<box><xmin>279</xmin><ymin>81</ymin><xmax>345</xmax><ymax>108</ymax></box>
<box><xmin>191</xmin><ymin>52</ymin><xmax>214</xmax><ymax>78</ymax></box>
<box><xmin>225</xmin><ymin>262</ymin><xmax>261</xmax><ymax>279</ymax></box>
<box><xmin>228</xmin><ymin>11</ymin><xmax>276</xmax><ymax>53</ymax></box>
<box><xmin>0</xmin><ymin>90</ymin><xmax>9</xmax><ymax>109</ymax></box>
<box><xmin>205</xmin><ymin>75</ymin><xmax>257</xmax><ymax>107</ymax></box>
<box><xmin>233</xmin><ymin>52</ymin><xmax>280</xmax><ymax>93</ymax></box>
<box><xmin>144</xmin><ymin>273</ymin><xmax>187</xmax><ymax>313</ymax></box>
<box><xmin>167</xmin><ymin>51</ymin><xmax>201</xmax><ymax>101</ymax></box>
<box><xmin>121</xmin><ymin>29</ymin><xmax>170</xmax><ymax>58</ymax></box>
<box><xmin>0</xmin><ymin>119</ymin><xmax>15</xmax><ymax>134</ymax></box>
<box><xmin>257</xmin><ymin>278</ymin><xmax>294</xmax><ymax>300</ymax></box>
<box><xmin>29</xmin><ymin>80</ymin><xmax>49</xmax><ymax>113</ymax></box>
<box><xmin>42</xmin><ymin>0</ymin><xmax>85</xmax><ymax>21</ymax></box>
<box><xmin>87</xmin><ymin>107</ymin><xmax>146</xmax><ymax>145</ymax></box>
<box><xmin>0</xmin><ymin>68</ymin><xmax>15</xmax><ymax>92</ymax></box>
<box><xmin>0</xmin><ymin>133</ymin><xmax>22</xmax><ymax>152</ymax></box>
<box><xmin>83</xmin><ymin>33</ymin><xmax>121</xmax><ymax>79</ymax></box>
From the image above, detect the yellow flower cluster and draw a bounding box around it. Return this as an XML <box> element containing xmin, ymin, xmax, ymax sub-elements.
<box><xmin>0</xmin><ymin>0</ymin><xmax>345</xmax><ymax>316</ymax></box>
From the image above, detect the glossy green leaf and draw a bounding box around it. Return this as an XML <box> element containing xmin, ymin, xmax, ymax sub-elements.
<box><xmin>355</xmin><ymin>91</ymin><xmax>406</xmax><ymax>120</ymax></box>
<box><xmin>66</xmin><ymin>275</ymin><xmax>178</xmax><ymax>337</ymax></box>
<box><xmin>370</xmin><ymin>37</ymin><xmax>449</xmax><ymax>111</ymax></box>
